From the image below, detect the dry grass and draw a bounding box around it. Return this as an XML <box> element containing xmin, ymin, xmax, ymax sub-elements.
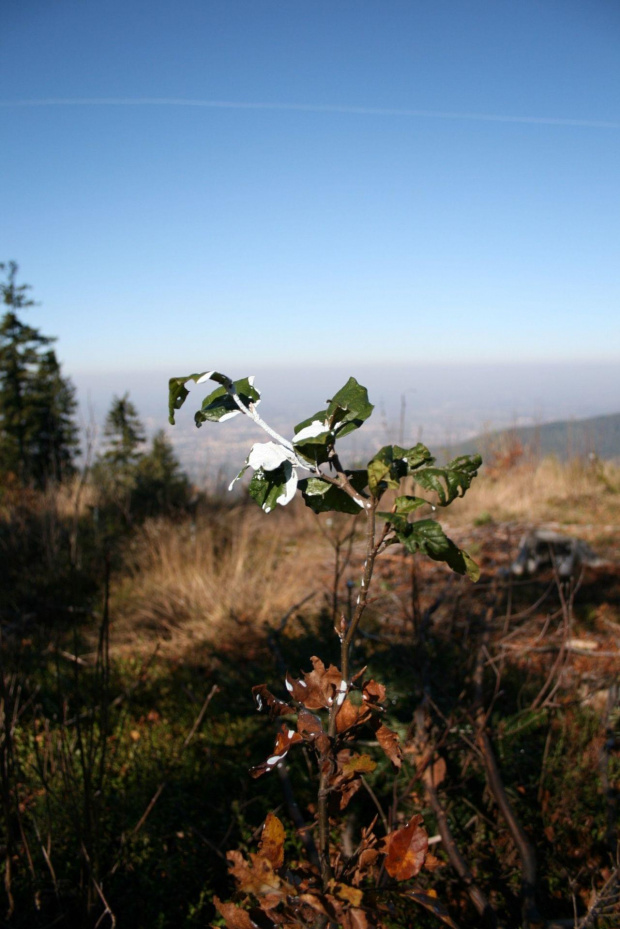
<box><xmin>109</xmin><ymin>501</ymin><xmax>328</xmax><ymax>657</ymax></box>
<box><xmin>0</xmin><ymin>473</ymin><xmax>97</xmax><ymax>519</ymax></box>
<box><xmin>445</xmin><ymin>455</ymin><xmax>620</xmax><ymax>528</ymax></box>
<box><xmin>102</xmin><ymin>456</ymin><xmax>619</xmax><ymax>657</ymax></box>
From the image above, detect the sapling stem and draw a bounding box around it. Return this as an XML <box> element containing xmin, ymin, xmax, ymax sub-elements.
<box><xmin>224</xmin><ymin>378</ymin><xmax>313</xmax><ymax>468</ymax></box>
<box><xmin>317</xmin><ymin>498</ymin><xmax>383</xmax><ymax>887</ymax></box>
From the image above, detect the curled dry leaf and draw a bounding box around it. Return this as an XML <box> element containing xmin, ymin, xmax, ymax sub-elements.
<box><xmin>250</xmin><ymin>724</ymin><xmax>303</xmax><ymax>778</ymax></box>
<box><xmin>296</xmin><ymin>708</ymin><xmax>323</xmax><ymax>739</ymax></box>
<box><xmin>372</xmin><ymin>721</ymin><xmax>402</xmax><ymax>769</ymax></box>
<box><xmin>339</xmin><ymin>781</ymin><xmax>362</xmax><ymax>811</ymax></box>
<box><xmin>285</xmin><ymin>656</ymin><xmax>343</xmax><ymax>710</ymax></box>
<box><xmin>256</xmin><ymin>893</ymin><xmax>283</xmax><ymax>913</ymax></box>
<box><xmin>349</xmin><ymin>817</ymin><xmax>381</xmax><ymax>887</ymax></box>
<box><xmin>361</xmin><ymin>679</ymin><xmax>386</xmax><ymax>706</ymax></box>
<box><xmin>252</xmin><ymin>684</ymin><xmax>292</xmax><ymax>717</ymax></box>
<box><xmin>353</xmin><ymin>847</ymin><xmax>380</xmax><ymax>885</ymax></box>
<box><xmin>213</xmin><ymin>897</ymin><xmax>260</xmax><ymax>929</ymax></box>
<box><xmin>259</xmin><ymin>812</ymin><xmax>285</xmax><ymax>870</ymax></box>
<box><xmin>382</xmin><ymin>814</ymin><xmax>428</xmax><ymax>881</ymax></box>
<box><xmin>226</xmin><ymin>849</ymin><xmax>283</xmax><ymax>896</ymax></box>
<box><xmin>297</xmin><ymin>708</ymin><xmax>331</xmax><ymax>757</ymax></box>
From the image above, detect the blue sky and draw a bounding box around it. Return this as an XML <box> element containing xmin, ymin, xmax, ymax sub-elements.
<box><xmin>1</xmin><ymin>0</ymin><xmax>619</xmax><ymax>385</ymax></box>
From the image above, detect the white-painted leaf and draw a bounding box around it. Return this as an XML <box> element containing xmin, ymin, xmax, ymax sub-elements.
<box><xmin>248</xmin><ymin>442</ymin><xmax>296</xmax><ymax>472</ymax></box>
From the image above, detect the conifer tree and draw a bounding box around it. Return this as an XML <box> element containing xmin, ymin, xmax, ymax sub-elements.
<box><xmin>101</xmin><ymin>393</ymin><xmax>146</xmax><ymax>470</ymax></box>
<box><xmin>29</xmin><ymin>349</ymin><xmax>79</xmax><ymax>485</ymax></box>
<box><xmin>93</xmin><ymin>393</ymin><xmax>146</xmax><ymax>524</ymax></box>
<box><xmin>0</xmin><ymin>262</ymin><xmax>79</xmax><ymax>486</ymax></box>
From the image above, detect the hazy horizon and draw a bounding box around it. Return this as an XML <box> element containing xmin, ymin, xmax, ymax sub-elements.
<box><xmin>72</xmin><ymin>360</ymin><xmax>620</xmax><ymax>479</ymax></box>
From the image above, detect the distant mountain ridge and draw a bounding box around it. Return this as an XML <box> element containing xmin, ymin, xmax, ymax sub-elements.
<box><xmin>451</xmin><ymin>411</ymin><xmax>620</xmax><ymax>462</ymax></box>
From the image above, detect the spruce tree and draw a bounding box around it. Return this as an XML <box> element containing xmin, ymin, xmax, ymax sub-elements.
<box><xmin>29</xmin><ymin>349</ymin><xmax>79</xmax><ymax>485</ymax></box>
<box><xmin>94</xmin><ymin>394</ymin><xmax>146</xmax><ymax>524</ymax></box>
<box><xmin>0</xmin><ymin>262</ymin><xmax>79</xmax><ymax>486</ymax></box>
<box><xmin>101</xmin><ymin>393</ymin><xmax>146</xmax><ymax>470</ymax></box>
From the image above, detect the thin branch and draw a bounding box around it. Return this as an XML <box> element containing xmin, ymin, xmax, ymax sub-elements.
<box><xmin>360</xmin><ymin>775</ymin><xmax>389</xmax><ymax>835</ymax></box>
<box><xmin>425</xmin><ymin>780</ymin><xmax>497</xmax><ymax>927</ymax></box>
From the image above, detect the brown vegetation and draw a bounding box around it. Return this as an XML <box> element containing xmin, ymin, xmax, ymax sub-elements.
<box><xmin>1</xmin><ymin>457</ymin><xmax>618</xmax><ymax>928</ymax></box>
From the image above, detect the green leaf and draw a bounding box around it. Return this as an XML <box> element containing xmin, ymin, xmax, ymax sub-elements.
<box><xmin>367</xmin><ymin>444</ymin><xmax>435</xmax><ymax>498</ymax></box>
<box><xmin>367</xmin><ymin>446</ymin><xmax>408</xmax><ymax>497</ymax></box>
<box><xmin>377</xmin><ymin>511</ymin><xmax>409</xmax><ymax>532</ymax></box>
<box><xmin>389</xmin><ymin>518</ymin><xmax>480</xmax><ymax>581</ymax></box>
<box><xmin>413</xmin><ymin>454</ymin><xmax>481</xmax><ymax>506</ymax></box>
<box><xmin>168</xmin><ymin>371</ymin><xmax>209</xmax><ymax>425</ymax></box>
<box><xmin>195</xmin><ymin>376</ymin><xmax>260</xmax><ymax>427</ymax></box>
<box><xmin>292</xmin><ymin>377</ymin><xmax>373</xmax><ymax>461</ymax></box>
<box><xmin>400</xmin><ymin>442</ymin><xmax>435</xmax><ymax>472</ymax></box>
<box><xmin>168</xmin><ymin>372</ymin><xmax>259</xmax><ymax>426</ymax></box>
<box><xmin>326</xmin><ymin>377</ymin><xmax>374</xmax><ymax>438</ymax></box>
<box><xmin>298</xmin><ymin>470</ymin><xmax>368</xmax><ymax>515</ymax></box>
<box><xmin>393</xmin><ymin>495</ymin><xmax>427</xmax><ymax>514</ymax></box>
<box><xmin>248</xmin><ymin>462</ymin><xmax>293</xmax><ymax>513</ymax></box>
<box><xmin>292</xmin><ymin>413</ymin><xmax>333</xmax><ymax>465</ymax></box>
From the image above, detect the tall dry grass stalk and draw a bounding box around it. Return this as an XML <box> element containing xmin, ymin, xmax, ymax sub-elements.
<box><xmin>110</xmin><ymin>502</ymin><xmax>326</xmax><ymax>656</ymax></box>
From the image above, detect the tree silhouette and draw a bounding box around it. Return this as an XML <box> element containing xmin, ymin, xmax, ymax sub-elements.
<box><xmin>0</xmin><ymin>262</ymin><xmax>78</xmax><ymax>486</ymax></box>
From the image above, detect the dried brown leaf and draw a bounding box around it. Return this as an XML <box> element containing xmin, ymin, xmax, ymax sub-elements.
<box><xmin>424</xmin><ymin>852</ymin><xmax>443</xmax><ymax>871</ymax></box>
<box><xmin>213</xmin><ymin>897</ymin><xmax>260</xmax><ymax>929</ymax></box>
<box><xmin>338</xmin><ymin>778</ymin><xmax>362</xmax><ymax>810</ymax></box>
<box><xmin>362</xmin><ymin>679</ymin><xmax>386</xmax><ymax>706</ymax></box>
<box><xmin>259</xmin><ymin>812</ymin><xmax>285</xmax><ymax>870</ymax></box>
<box><xmin>382</xmin><ymin>815</ymin><xmax>428</xmax><ymax>881</ymax></box>
<box><xmin>296</xmin><ymin>709</ymin><xmax>324</xmax><ymax>740</ymax></box>
<box><xmin>252</xmin><ymin>684</ymin><xmax>292</xmax><ymax>718</ymax></box>
<box><xmin>336</xmin><ymin>697</ymin><xmax>370</xmax><ymax>733</ymax></box>
<box><xmin>350</xmin><ymin>819</ymin><xmax>380</xmax><ymax>886</ymax></box>
<box><xmin>372</xmin><ymin>721</ymin><xmax>402</xmax><ymax>769</ymax></box>
<box><xmin>227</xmin><ymin>849</ymin><xmax>282</xmax><ymax>896</ymax></box>
<box><xmin>286</xmin><ymin>657</ymin><xmax>344</xmax><ymax>710</ymax></box>
<box><xmin>330</xmin><ymin>751</ymin><xmax>375</xmax><ymax>811</ymax></box>
<box><xmin>249</xmin><ymin>725</ymin><xmax>304</xmax><ymax>778</ymax></box>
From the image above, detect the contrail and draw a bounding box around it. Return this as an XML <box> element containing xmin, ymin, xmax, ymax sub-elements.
<box><xmin>0</xmin><ymin>97</ymin><xmax>618</xmax><ymax>129</ymax></box>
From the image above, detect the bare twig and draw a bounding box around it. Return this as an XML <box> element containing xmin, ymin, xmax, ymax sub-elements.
<box><xmin>425</xmin><ymin>781</ymin><xmax>497</xmax><ymax>927</ymax></box>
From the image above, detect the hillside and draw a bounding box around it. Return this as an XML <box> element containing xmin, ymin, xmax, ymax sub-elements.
<box><xmin>453</xmin><ymin>410</ymin><xmax>620</xmax><ymax>462</ymax></box>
